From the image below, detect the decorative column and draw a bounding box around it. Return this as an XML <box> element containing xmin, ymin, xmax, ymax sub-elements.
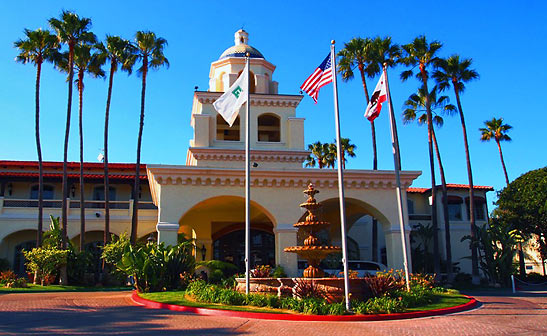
<box><xmin>156</xmin><ymin>222</ymin><xmax>179</xmax><ymax>246</ymax></box>
<box><xmin>384</xmin><ymin>225</ymin><xmax>413</xmax><ymax>272</ymax></box>
<box><xmin>274</xmin><ymin>224</ymin><xmax>298</xmax><ymax>276</ymax></box>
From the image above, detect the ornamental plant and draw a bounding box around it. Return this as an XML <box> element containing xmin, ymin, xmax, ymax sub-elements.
<box><xmin>23</xmin><ymin>246</ymin><xmax>68</xmax><ymax>286</ymax></box>
<box><xmin>250</xmin><ymin>265</ymin><xmax>272</xmax><ymax>278</ymax></box>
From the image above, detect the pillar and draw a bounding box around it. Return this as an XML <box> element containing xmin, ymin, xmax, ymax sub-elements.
<box><xmin>156</xmin><ymin>222</ymin><xmax>179</xmax><ymax>246</ymax></box>
<box><xmin>274</xmin><ymin>224</ymin><xmax>298</xmax><ymax>277</ymax></box>
<box><xmin>384</xmin><ymin>225</ymin><xmax>413</xmax><ymax>272</ymax></box>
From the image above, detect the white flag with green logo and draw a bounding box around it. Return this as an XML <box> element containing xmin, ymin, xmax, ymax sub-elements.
<box><xmin>213</xmin><ymin>64</ymin><xmax>248</xmax><ymax>127</ymax></box>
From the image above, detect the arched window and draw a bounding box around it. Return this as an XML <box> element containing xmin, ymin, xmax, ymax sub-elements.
<box><xmin>93</xmin><ymin>186</ymin><xmax>116</xmax><ymax>201</ymax></box>
<box><xmin>257</xmin><ymin>114</ymin><xmax>280</xmax><ymax>142</ymax></box>
<box><xmin>237</xmin><ymin>70</ymin><xmax>256</xmax><ymax>93</ymax></box>
<box><xmin>216</xmin><ymin>72</ymin><xmax>226</xmax><ymax>92</ymax></box>
<box><xmin>30</xmin><ymin>185</ymin><xmax>54</xmax><ymax>200</ymax></box>
<box><xmin>216</xmin><ymin>114</ymin><xmax>240</xmax><ymax>141</ymax></box>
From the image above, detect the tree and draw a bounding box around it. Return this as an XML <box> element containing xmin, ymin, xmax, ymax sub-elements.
<box><xmin>14</xmin><ymin>28</ymin><xmax>60</xmax><ymax>248</ymax></box>
<box><xmin>305</xmin><ymin>141</ymin><xmax>333</xmax><ymax>169</ymax></box>
<box><xmin>337</xmin><ymin>38</ymin><xmax>378</xmax><ymax>169</ymax></box>
<box><xmin>96</xmin><ymin>36</ymin><xmax>136</xmax><ymax>246</ymax></box>
<box><xmin>400</xmin><ymin>36</ymin><xmax>443</xmax><ymax>275</ymax></box>
<box><xmin>333</xmin><ymin>138</ymin><xmax>357</xmax><ymax>169</ymax></box>
<box><xmin>58</xmin><ymin>44</ymin><xmax>104</xmax><ymax>250</ymax></box>
<box><xmin>497</xmin><ymin>167</ymin><xmax>547</xmax><ymax>276</ymax></box>
<box><xmin>131</xmin><ymin>31</ymin><xmax>169</xmax><ymax>244</ymax></box>
<box><xmin>403</xmin><ymin>85</ymin><xmax>457</xmax><ymax>278</ymax></box>
<box><xmin>49</xmin><ymin>11</ymin><xmax>95</xmax><ymax>254</ymax></box>
<box><xmin>433</xmin><ymin>54</ymin><xmax>480</xmax><ymax>282</ymax></box>
<box><xmin>480</xmin><ymin>118</ymin><xmax>512</xmax><ymax>185</ymax></box>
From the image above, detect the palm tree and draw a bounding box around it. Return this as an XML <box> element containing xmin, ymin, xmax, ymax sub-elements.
<box><xmin>433</xmin><ymin>54</ymin><xmax>480</xmax><ymax>281</ymax></box>
<box><xmin>49</xmin><ymin>11</ymin><xmax>95</xmax><ymax>256</ymax></box>
<box><xmin>403</xmin><ymin>86</ymin><xmax>457</xmax><ymax>279</ymax></box>
<box><xmin>14</xmin><ymin>29</ymin><xmax>59</xmax><ymax>248</ymax></box>
<box><xmin>336</xmin><ymin>138</ymin><xmax>357</xmax><ymax>169</ymax></box>
<box><xmin>400</xmin><ymin>36</ymin><xmax>443</xmax><ymax>274</ymax></box>
<box><xmin>58</xmin><ymin>44</ymin><xmax>104</xmax><ymax>250</ymax></box>
<box><xmin>96</xmin><ymin>36</ymin><xmax>136</xmax><ymax>246</ymax></box>
<box><xmin>337</xmin><ymin>38</ymin><xmax>378</xmax><ymax>169</ymax></box>
<box><xmin>480</xmin><ymin>118</ymin><xmax>512</xmax><ymax>184</ymax></box>
<box><xmin>305</xmin><ymin>141</ymin><xmax>332</xmax><ymax>169</ymax></box>
<box><xmin>368</xmin><ymin>36</ymin><xmax>401</xmax><ymax>261</ymax></box>
<box><xmin>131</xmin><ymin>31</ymin><xmax>169</xmax><ymax>244</ymax></box>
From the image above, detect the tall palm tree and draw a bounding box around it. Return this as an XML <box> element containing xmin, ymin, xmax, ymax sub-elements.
<box><xmin>49</xmin><ymin>11</ymin><xmax>95</xmax><ymax>255</ymax></box>
<box><xmin>433</xmin><ymin>55</ymin><xmax>480</xmax><ymax>281</ymax></box>
<box><xmin>403</xmin><ymin>86</ymin><xmax>457</xmax><ymax>279</ymax></box>
<box><xmin>335</xmin><ymin>138</ymin><xmax>357</xmax><ymax>169</ymax></box>
<box><xmin>400</xmin><ymin>36</ymin><xmax>443</xmax><ymax>274</ymax></box>
<box><xmin>480</xmin><ymin>118</ymin><xmax>512</xmax><ymax>184</ymax></box>
<box><xmin>58</xmin><ymin>44</ymin><xmax>104</xmax><ymax>250</ymax></box>
<box><xmin>337</xmin><ymin>38</ymin><xmax>378</xmax><ymax>169</ymax></box>
<box><xmin>131</xmin><ymin>31</ymin><xmax>169</xmax><ymax>244</ymax></box>
<box><xmin>368</xmin><ymin>36</ymin><xmax>401</xmax><ymax>261</ymax></box>
<box><xmin>14</xmin><ymin>29</ymin><xmax>60</xmax><ymax>247</ymax></box>
<box><xmin>96</xmin><ymin>36</ymin><xmax>136</xmax><ymax>246</ymax></box>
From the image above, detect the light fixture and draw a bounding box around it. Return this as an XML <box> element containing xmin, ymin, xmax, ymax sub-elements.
<box><xmin>139</xmin><ymin>186</ymin><xmax>142</xmax><ymax>198</ymax></box>
<box><xmin>7</xmin><ymin>183</ymin><xmax>13</xmax><ymax>196</ymax></box>
<box><xmin>71</xmin><ymin>184</ymin><xmax>76</xmax><ymax>197</ymax></box>
<box><xmin>95</xmin><ymin>212</ymin><xmax>101</xmax><ymax>218</ymax></box>
<box><xmin>200</xmin><ymin>244</ymin><xmax>207</xmax><ymax>261</ymax></box>
<box><xmin>252</xmin><ymin>162</ymin><xmax>258</xmax><ymax>168</ymax></box>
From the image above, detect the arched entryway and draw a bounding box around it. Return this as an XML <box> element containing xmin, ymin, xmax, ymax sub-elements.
<box><xmin>179</xmin><ymin>196</ymin><xmax>276</xmax><ymax>272</ymax></box>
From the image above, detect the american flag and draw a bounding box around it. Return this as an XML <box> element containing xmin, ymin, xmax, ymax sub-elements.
<box><xmin>300</xmin><ymin>54</ymin><xmax>333</xmax><ymax>103</ymax></box>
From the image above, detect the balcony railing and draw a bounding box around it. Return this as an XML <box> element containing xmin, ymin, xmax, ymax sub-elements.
<box><xmin>2</xmin><ymin>199</ymin><xmax>157</xmax><ymax>210</ymax></box>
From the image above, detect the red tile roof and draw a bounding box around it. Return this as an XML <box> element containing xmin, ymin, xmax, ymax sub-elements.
<box><xmin>0</xmin><ymin>172</ymin><xmax>146</xmax><ymax>180</ymax></box>
<box><xmin>0</xmin><ymin>160</ymin><xmax>145</xmax><ymax>170</ymax></box>
<box><xmin>408</xmin><ymin>184</ymin><xmax>494</xmax><ymax>193</ymax></box>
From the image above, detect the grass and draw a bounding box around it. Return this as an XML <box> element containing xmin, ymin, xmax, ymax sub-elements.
<box><xmin>140</xmin><ymin>291</ymin><xmax>288</xmax><ymax>314</ymax></box>
<box><xmin>139</xmin><ymin>290</ymin><xmax>471</xmax><ymax>315</ymax></box>
<box><xmin>0</xmin><ymin>284</ymin><xmax>132</xmax><ymax>293</ymax></box>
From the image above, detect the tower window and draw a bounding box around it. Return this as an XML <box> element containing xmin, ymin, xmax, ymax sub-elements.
<box><xmin>257</xmin><ymin>114</ymin><xmax>280</xmax><ymax>142</ymax></box>
<box><xmin>216</xmin><ymin>114</ymin><xmax>240</xmax><ymax>141</ymax></box>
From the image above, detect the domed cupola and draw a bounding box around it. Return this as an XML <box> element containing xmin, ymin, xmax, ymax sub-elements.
<box><xmin>219</xmin><ymin>29</ymin><xmax>265</xmax><ymax>60</ymax></box>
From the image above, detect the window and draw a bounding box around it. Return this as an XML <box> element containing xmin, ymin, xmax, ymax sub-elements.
<box><xmin>257</xmin><ymin>114</ymin><xmax>280</xmax><ymax>142</ymax></box>
<box><xmin>30</xmin><ymin>185</ymin><xmax>54</xmax><ymax>199</ymax></box>
<box><xmin>407</xmin><ymin>199</ymin><xmax>415</xmax><ymax>214</ymax></box>
<box><xmin>93</xmin><ymin>186</ymin><xmax>116</xmax><ymax>201</ymax></box>
<box><xmin>216</xmin><ymin>114</ymin><xmax>240</xmax><ymax>141</ymax></box>
<box><xmin>446</xmin><ymin>196</ymin><xmax>463</xmax><ymax>221</ymax></box>
<box><xmin>237</xmin><ymin>70</ymin><xmax>256</xmax><ymax>93</ymax></box>
<box><xmin>466</xmin><ymin>197</ymin><xmax>486</xmax><ymax>221</ymax></box>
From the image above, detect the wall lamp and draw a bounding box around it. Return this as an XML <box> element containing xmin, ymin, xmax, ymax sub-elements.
<box><xmin>200</xmin><ymin>244</ymin><xmax>207</xmax><ymax>261</ymax></box>
<box><xmin>7</xmin><ymin>183</ymin><xmax>13</xmax><ymax>196</ymax></box>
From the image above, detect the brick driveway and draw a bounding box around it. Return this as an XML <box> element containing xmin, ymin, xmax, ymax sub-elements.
<box><xmin>0</xmin><ymin>291</ymin><xmax>545</xmax><ymax>335</ymax></box>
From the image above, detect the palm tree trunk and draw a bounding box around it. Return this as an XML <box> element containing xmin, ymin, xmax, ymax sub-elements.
<box><xmin>432</xmin><ymin>129</ymin><xmax>452</xmax><ymax>280</ymax></box>
<box><xmin>104</xmin><ymin>62</ymin><xmax>115</xmax><ymax>246</ymax></box>
<box><xmin>131</xmin><ymin>57</ymin><xmax>147</xmax><ymax>245</ymax></box>
<box><xmin>60</xmin><ymin>42</ymin><xmax>75</xmax><ymax>285</ymax></box>
<box><xmin>454</xmin><ymin>88</ymin><xmax>479</xmax><ymax>283</ymax></box>
<box><xmin>496</xmin><ymin>140</ymin><xmax>510</xmax><ymax>185</ymax></box>
<box><xmin>78</xmin><ymin>72</ymin><xmax>86</xmax><ymax>251</ymax></box>
<box><xmin>420</xmin><ymin>67</ymin><xmax>440</xmax><ymax>275</ymax></box>
<box><xmin>35</xmin><ymin>60</ymin><xmax>43</xmax><ymax>247</ymax></box>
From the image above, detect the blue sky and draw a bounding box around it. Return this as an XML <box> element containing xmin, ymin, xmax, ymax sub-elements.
<box><xmin>1</xmin><ymin>1</ymin><xmax>546</xmax><ymax>208</ymax></box>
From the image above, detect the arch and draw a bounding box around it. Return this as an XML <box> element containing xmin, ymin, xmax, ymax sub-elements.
<box><xmin>0</xmin><ymin>230</ymin><xmax>37</xmax><ymax>276</ymax></box>
<box><xmin>237</xmin><ymin>69</ymin><xmax>256</xmax><ymax>93</ymax></box>
<box><xmin>257</xmin><ymin>113</ymin><xmax>280</xmax><ymax>142</ymax></box>
<box><xmin>216</xmin><ymin>71</ymin><xmax>226</xmax><ymax>92</ymax></box>
<box><xmin>30</xmin><ymin>184</ymin><xmax>54</xmax><ymax>199</ymax></box>
<box><xmin>216</xmin><ymin>114</ymin><xmax>240</xmax><ymax>141</ymax></box>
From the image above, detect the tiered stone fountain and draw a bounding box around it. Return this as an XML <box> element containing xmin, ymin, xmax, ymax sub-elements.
<box><xmin>284</xmin><ymin>183</ymin><xmax>341</xmax><ymax>278</ymax></box>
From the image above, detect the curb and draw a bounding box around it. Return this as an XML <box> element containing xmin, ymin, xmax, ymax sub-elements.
<box><xmin>131</xmin><ymin>291</ymin><xmax>479</xmax><ymax>322</ymax></box>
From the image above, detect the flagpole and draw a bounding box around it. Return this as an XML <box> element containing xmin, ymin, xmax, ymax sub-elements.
<box><xmin>245</xmin><ymin>53</ymin><xmax>251</xmax><ymax>295</ymax></box>
<box><xmin>383</xmin><ymin>64</ymin><xmax>411</xmax><ymax>291</ymax></box>
<box><xmin>330</xmin><ymin>41</ymin><xmax>351</xmax><ymax>311</ymax></box>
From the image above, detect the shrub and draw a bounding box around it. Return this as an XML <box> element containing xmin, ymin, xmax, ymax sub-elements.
<box><xmin>117</xmin><ymin>241</ymin><xmax>195</xmax><ymax>292</ymax></box>
<box><xmin>67</xmin><ymin>250</ymin><xmax>94</xmax><ymax>285</ymax></box>
<box><xmin>197</xmin><ymin>260</ymin><xmax>238</xmax><ymax>284</ymax></box>
<box><xmin>292</xmin><ymin>278</ymin><xmax>326</xmax><ymax>299</ymax></box>
<box><xmin>0</xmin><ymin>270</ymin><xmax>17</xmax><ymax>285</ymax></box>
<box><xmin>363</xmin><ymin>271</ymin><xmax>404</xmax><ymax>298</ymax></box>
<box><xmin>250</xmin><ymin>265</ymin><xmax>272</xmax><ymax>278</ymax></box>
<box><xmin>23</xmin><ymin>246</ymin><xmax>68</xmax><ymax>286</ymax></box>
<box><xmin>271</xmin><ymin>265</ymin><xmax>287</xmax><ymax>278</ymax></box>
<box><xmin>353</xmin><ymin>296</ymin><xmax>404</xmax><ymax>314</ymax></box>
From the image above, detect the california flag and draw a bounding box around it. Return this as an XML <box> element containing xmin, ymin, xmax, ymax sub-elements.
<box><xmin>364</xmin><ymin>72</ymin><xmax>387</xmax><ymax>122</ymax></box>
<box><xmin>213</xmin><ymin>64</ymin><xmax>249</xmax><ymax>126</ymax></box>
